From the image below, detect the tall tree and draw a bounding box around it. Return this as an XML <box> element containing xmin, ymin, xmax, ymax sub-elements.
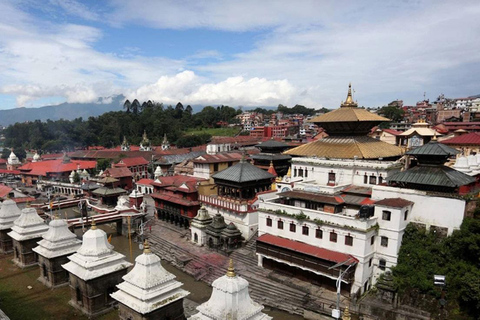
<box><xmin>131</xmin><ymin>99</ymin><xmax>141</xmax><ymax>115</ymax></box>
<box><xmin>123</xmin><ymin>99</ymin><xmax>131</xmax><ymax>113</ymax></box>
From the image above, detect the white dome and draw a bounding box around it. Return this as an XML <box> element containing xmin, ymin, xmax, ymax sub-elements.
<box><xmin>453</xmin><ymin>156</ymin><xmax>472</xmax><ymax>174</ymax></box>
<box><xmin>7</xmin><ymin>150</ymin><xmax>20</xmax><ymax>165</ymax></box>
<box><xmin>0</xmin><ymin>199</ymin><xmax>22</xmax><ymax>230</ymax></box>
<box><xmin>76</xmin><ymin>224</ymin><xmax>113</xmax><ymax>256</ymax></box>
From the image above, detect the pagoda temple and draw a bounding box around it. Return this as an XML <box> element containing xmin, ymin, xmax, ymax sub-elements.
<box><xmin>0</xmin><ymin>199</ymin><xmax>22</xmax><ymax>254</ymax></box>
<box><xmin>188</xmin><ymin>259</ymin><xmax>272</xmax><ymax>320</ymax></box>
<box><xmin>111</xmin><ymin>240</ymin><xmax>190</xmax><ymax>320</ymax></box>
<box><xmin>251</xmin><ymin>139</ymin><xmax>292</xmax><ymax>176</ymax></box>
<box><xmin>32</xmin><ymin>218</ymin><xmax>81</xmax><ymax>288</ymax></box>
<box><xmin>388</xmin><ymin>138</ymin><xmax>475</xmax><ymax>193</ymax></box>
<box><xmin>8</xmin><ymin>206</ymin><xmax>48</xmax><ymax>268</ymax></box>
<box><xmin>62</xmin><ymin>220</ymin><xmax>132</xmax><ymax>317</ymax></box>
<box><xmin>6</xmin><ymin>149</ymin><xmax>21</xmax><ymax>171</ymax></box>
<box><xmin>139</xmin><ymin>130</ymin><xmax>152</xmax><ymax>151</ymax></box>
<box><xmin>285</xmin><ymin>84</ymin><xmax>403</xmax><ymax>160</ymax></box>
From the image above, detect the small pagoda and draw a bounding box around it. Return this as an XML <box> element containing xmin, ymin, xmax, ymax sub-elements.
<box><xmin>139</xmin><ymin>130</ymin><xmax>152</xmax><ymax>152</ymax></box>
<box><xmin>8</xmin><ymin>206</ymin><xmax>48</xmax><ymax>268</ymax></box>
<box><xmin>190</xmin><ymin>205</ymin><xmax>212</xmax><ymax>246</ymax></box>
<box><xmin>220</xmin><ymin>223</ymin><xmax>242</xmax><ymax>253</ymax></box>
<box><xmin>205</xmin><ymin>214</ymin><xmax>227</xmax><ymax>249</ymax></box>
<box><xmin>188</xmin><ymin>260</ymin><xmax>272</xmax><ymax>320</ymax></box>
<box><xmin>251</xmin><ymin>139</ymin><xmax>292</xmax><ymax>176</ymax></box>
<box><xmin>388</xmin><ymin>138</ymin><xmax>475</xmax><ymax>193</ymax></box>
<box><xmin>32</xmin><ymin>217</ymin><xmax>81</xmax><ymax>288</ymax></box>
<box><xmin>0</xmin><ymin>198</ymin><xmax>22</xmax><ymax>254</ymax></box>
<box><xmin>62</xmin><ymin>220</ymin><xmax>132</xmax><ymax>317</ymax></box>
<box><xmin>111</xmin><ymin>240</ymin><xmax>190</xmax><ymax>320</ymax></box>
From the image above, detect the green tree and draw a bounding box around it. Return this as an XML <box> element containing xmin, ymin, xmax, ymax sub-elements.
<box><xmin>378</xmin><ymin>105</ymin><xmax>405</xmax><ymax>122</ymax></box>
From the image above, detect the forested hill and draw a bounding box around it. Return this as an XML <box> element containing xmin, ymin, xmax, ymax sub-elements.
<box><xmin>0</xmin><ymin>95</ymin><xmax>125</xmax><ymax>127</ymax></box>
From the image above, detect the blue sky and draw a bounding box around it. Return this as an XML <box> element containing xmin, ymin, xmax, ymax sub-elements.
<box><xmin>0</xmin><ymin>0</ymin><xmax>479</xmax><ymax>110</ymax></box>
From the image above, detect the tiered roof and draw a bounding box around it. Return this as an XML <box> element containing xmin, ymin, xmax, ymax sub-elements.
<box><xmin>8</xmin><ymin>207</ymin><xmax>48</xmax><ymax>241</ymax></box>
<box><xmin>189</xmin><ymin>260</ymin><xmax>271</xmax><ymax>320</ymax></box>
<box><xmin>190</xmin><ymin>206</ymin><xmax>212</xmax><ymax>229</ymax></box>
<box><xmin>111</xmin><ymin>241</ymin><xmax>189</xmax><ymax>315</ymax></box>
<box><xmin>62</xmin><ymin>221</ymin><xmax>132</xmax><ymax>281</ymax></box>
<box><xmin>212</xmin><ymin>158</ymin><xmax>275</xmax><ymax>183</ymax></box>
<box><xmin>33</xmin><ymin>218</ymin><xmax>81</xmax><ymax>259</ymax></box>
<box><xmin>0</xmin><ymin>199</ymin><xmax>22</xmax><ymax>230</ymax></box>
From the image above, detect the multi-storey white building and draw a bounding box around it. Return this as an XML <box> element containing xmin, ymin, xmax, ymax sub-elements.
<box><xmin>255</xmin><ymin>85</ymin><xmax>474</xmax><ymax>296</ymax></box>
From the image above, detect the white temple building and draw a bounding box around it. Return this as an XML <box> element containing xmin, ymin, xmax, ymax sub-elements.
<box><xmin>189</xmin><ymin>259</ymin><xmax>272</xmax><ymax>320</ymax></box>
<box><xmin>8</xmin><ymin>206</ymin><xmax>49</xmax><ymax>267</ymax></box>
<box><xmin>62</xmin><ymin>220</ymin><xmax>132</xmax><ymax>317</ymax></box>
<box><xmin>32</xmin><ymin>218</ymin><xmax>81</xmax><ymax>287</ymax></box>
<box><xmin>0</xmin><ymin>199</ymin><xmax>22</xmax><ymax>254</ymax></box>
<box><xmin>7</xmin><ymin>149</ymin><xmax>21</xmax><ymax>170</ymax></box>
<box><xmin>111</xmin><ymin>240</ymin><xmax>190</xmax><ymax>320</ymax></box>
<box><xmin>190</xmin><ymin>205</ymin><xmax>212</xmax><ymax>246</ymax></box>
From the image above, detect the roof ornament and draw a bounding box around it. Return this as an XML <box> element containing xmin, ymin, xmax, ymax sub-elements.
<box><xmin>226</xmin><ymin>259</ymin><xmax>236</xmax><ymax>277</ymax></box>
<box><xmin>342</xmin><ymin>306</ymin><xmax>351</xmax><ymax>320</ymax></box>
<box><xmin>143</xmin><ymin>239</ymin><xmax>151</xmax><ymax>254</ymax></box>
<box><xmin>91</xmin><ymin>218</ymin><xmax>97</xmax><ymax>230</ymax></box>
<box><xmin>340</xmin><ymin>83</ymin><xmax>358</xmax><ymax>108</ymax></box>
<box><xmin>432</xmin><ymin>131</ymin><xmax>438</xmax><ymax>141</ymax></box>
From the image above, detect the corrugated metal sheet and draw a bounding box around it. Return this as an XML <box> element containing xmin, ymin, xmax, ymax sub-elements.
<box><xmin>212</xmin><ymin>160</ymin><xmax>275</xmax><ymax>183</ymax></box>
<box><xmin>284</xmin><ymin>136</ymin><xmax>403</xmax><ymax>159</ymax></box>
<box><xmin>387</xmin><ymin>165</ymin><xmax>475</xmax><ymax>187</ymax></box>
<box><xmin>407</xmin><ymin>141</ymin><xmax>459</xmax><ymax>156</ymax></box>
<box><xmin>441</xmin><ymin>132</ymin><xmax>480</xmax><ymax>146</ymax></box>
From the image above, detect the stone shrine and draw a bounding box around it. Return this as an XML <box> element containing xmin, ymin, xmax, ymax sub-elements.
<box><xmin>0</xmin><ymin>199</ymin><xmax>22</xmax><ymax>254</ymax></box>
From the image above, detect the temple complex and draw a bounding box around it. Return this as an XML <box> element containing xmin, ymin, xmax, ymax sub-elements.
<box><xmin>111</xmin><ymin>240</ymin><xmax>189</xmax><ymax>320</ymax></box>
<box><xmin>32</xmin><ymin>217</ymin><xmax>81</xmax><ymax>287</ymax></box>
<box><xmin>0</xmin><ymin>199</ymin><xmax>22</xmax><ymax>254</ymax></box>
<box><xmin>62</xmin><ymin>220</ymin><xmax>132</xmax><ymax>317</ymax></box>
<box><xmin>8</xmin><ymin>206</ymin><xmax>49</xmax><ymax>268</ymax></box>
<box><xmin>188</xmin><ymin>259</ymin><xmax>272</xmax><ymax>320</ymax></box>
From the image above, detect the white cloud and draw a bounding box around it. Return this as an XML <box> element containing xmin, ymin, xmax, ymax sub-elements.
<box><xmin>127</xmin><ymin>70</ymin><xmax>296</xmax><ymax>106</ymax></box>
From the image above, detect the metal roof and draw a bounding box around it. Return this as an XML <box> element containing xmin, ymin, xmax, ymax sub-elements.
<box><xmin>256</xmin><ymin>139</ymin><xmax>289</xmax><ymax>149</ymax></box>
<box><xmin>284</xmin><ymin>136</ymin><xmax>403</xmax><ymax>159</ymax></box>
<box><xmin>406</xmin><ymin>141</ymin><xmax>459</xmax><ymax>157</ymax></box>
<box><xmin>441</xmin><ymin>132</ymin><xmax>480</xmax><ymax>146</ymax></box>
<box><xmin>309</xmin><ymin>107</ymin><xmax>390</xmax><ymax>123</ymax></box>
<box><xmin>212</xmin><ymin>159</ymin><xmax>275</xmax><ymax>183</ymax></box>
<box><xmin>250</xmin><ymin>153</ymin><xmax>292</xmax><ymax>161</ymax></box>
<box><xmin>387</xmin><ymin>165</ymin><xmax>475</xmax><ymax>188</ymax></box>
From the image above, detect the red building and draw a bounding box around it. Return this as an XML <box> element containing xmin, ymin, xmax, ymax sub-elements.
<box><xmin>151</xmin><ymin>175</ymin><xmax>206</xmax><ymax>228</ymax></box>
<box><xmin>115</xmin><ymin>157</ymin><xmax>150</xmax><ymax>180</ymax></box>
<box><xmin>18</xmin><ymin>157</ymin><xmax>96</xmax><ymax>186</ymax></box>
<box><xmin>102</xmin><ymin>167</ymin><xmax>134</xmax><ymax>190</ymax></box>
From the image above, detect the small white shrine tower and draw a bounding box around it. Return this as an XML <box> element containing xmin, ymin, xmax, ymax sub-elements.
<box><xmin>0</xmin><ymin>198</ymin><xmax>22</xmax><ymax>254</ymax></box>
<box><xmin>190</xmin><ymin>205</ymin><xmax>212</xmax><ymax>246</ymax></box>
<box><xmin>8</xmin><ymin>206</ymin><xmax>48</xmax><ymax>268</ymax></box>
<box><xmin>62</xmin><ymin>220</ymin><xmax>132</xmax><ymax>317</ymax></box>
<box><xmin>189</xmin><ymin>259</ymin><xmax>272</xmax><ymax>320</ymax></box>
<box><xmin>111</xmin><ymin>240</ymin><xmax>190</xmax><ymax>320</ymax></box>
<box><xmin>32</xmin><ymin>217</ymin><xmax>81</xmax><ymax>288</ymax></box>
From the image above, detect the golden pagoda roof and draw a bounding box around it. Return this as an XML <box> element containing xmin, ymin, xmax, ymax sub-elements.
<box><xmin>284</xmin><ymin>136</ymin><xmax>403</xmax><ymax>159</ymax></box>
<box><xmin>309</xmin><ymin>83</ymin><xmax>390</xmax><ymax>123</ymax></box>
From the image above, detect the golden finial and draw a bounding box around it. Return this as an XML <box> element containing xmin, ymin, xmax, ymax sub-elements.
<box><xmin>432</xmin><ymin>131</ymin><xmax>437</xmax><ymax>141</ymax></box>
<box><xmin>342</xmin><ymin>306</ymin><xmax>351</xmax><ymax>320</ymax></box>
<box><xmin>286</xmin><ymin>166</ymin><xmax>291</xmax><ymax>177</ymax></box>
<box><xmin>143</xmin><ymin>239</ymin><xmax>151</xmax><ymax>254</ymax></box>
<box><xmin>226</xmin><ymin>259</ymin><xmax>236</xmax><ymax>277</ymax></box>
<box><xmin>341</xmin><ymin>83</ymin><xmax>358</xmax><ymax>108</ymax></box>
<box><xmin>91</xmin><ymin>218</ymin><xmax>97</xmax><ymax>230</ymax></box>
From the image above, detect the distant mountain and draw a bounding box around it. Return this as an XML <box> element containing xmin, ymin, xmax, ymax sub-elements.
<box><xmin>0</xmin><ymin>95</ymin><xmax>125</xmax><ymax>127</ymax></box>
<box><xmin>469</xmin><ymin>94</ymin><xmax>480</xmax><ymax>99</ymax></box>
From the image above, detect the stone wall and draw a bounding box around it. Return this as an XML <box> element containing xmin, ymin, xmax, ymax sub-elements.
<box><xmin>118</xmin><ymin>299</ymin><xmax>186</xmax><ymax>320</ymax></box>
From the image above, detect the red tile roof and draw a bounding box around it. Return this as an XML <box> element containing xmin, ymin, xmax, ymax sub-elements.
<box><xmin>0</xmin><ymin>169</ymin><xmax>21</xmax><ymax>175</ymax></box>
<box><xmin>193</xmin><ymin>152</ymin><xmax>244</xmax><ymax>164</ymax></box>
<box><xmin>151</xmin><ymin>175</ymin><xmax>205</xmax><ymax>192</ymax></box>
<box><xmin>257</xmin><ymin>234</ymin><xmax>357</xmax><ymax>265</ymax></box>
<box><xmin>0</xmin><ymin>159</ymin><xmax>7</xmax><ymax>164</ymax></box>
<box><xmin>103</xmin><ymin>167</ymin><xmax>133</xmax><ymax>178</ymax></box>
<box><xmin>382</xmin><ymin>129</ymin><xmax>402</xmax><ymax>136</ymax></box>
<box><xmin>18</xmin><ymin>159</ymin><xmax>96</xmax><ymax>176</ymax></box>
<box><xmin>440</xmin><ymin>132</ymin><xmax>480</xmax><ymax>146</ymax></box>
<box><xmin>0</xmin><ymin>184</ymin><xmax>12</xmax><ymax>197</ymax></box>
<box><xmin>136</xmin><ymin>178</ymin><xmax>154</xmax><ymax>186</ymax></box>
<box><xmin>375</xmin><ymin>198</ymin><xmax>414</xmax><ymax>208</ymax></box>
<box><xmin>150</xmin><ymin>193</ymin><xmax>200</xmax><ymax>206</ymax></box>
<box><xmin>12</xmin><ymin>197</ymin><xmax>36</xmax><ymax>203</ymax></box>
<box><xmin>117</xmin><ymin>157</ymin><xmax>149</xmax><ymax>167</ymax></box>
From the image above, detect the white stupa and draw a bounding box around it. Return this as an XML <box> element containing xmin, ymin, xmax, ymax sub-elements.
<box><xmin>7</xmin><ymin>149</ymin><xmax>21</xmax><ymax>166</ymax></box>
<box><xmin>0</xmin><ymin>198</ymin><xmax>22</xmax><ymax>231</ymax></box>
<box><xmin>33</xmin><ymin>218</ymin><xmax>82</xmax><ymax>287</ymax></box>
<box><xmin>63</xmin><ymin>220</ymin><xmax>132</xmax><ymax>281</ymax></box>
<box><xmin>189</xmin><ymin>259</ymin><xmax>272</xmax><ymax>320</ymax></box>
<box><xmin>32</xmin><ymin>151</ymin><xmax>41</xmax><ymax>162</ymax></box>
<box><xmin>0</xmin><ymin>198</ymin><xmax>22</xmax><ymax>253</ymax></box>
<box><xmin>8</xmin><ymin>206</ymin><xmax>49</xmax><ymax>267</ymax></box>
<box><xmin>33</xmin><ymin>218</ymin><xmax>81</xmax><ymax>259</ymax></box>
<box><xmin>190</xmin><ymin>205</ymin><xmax>213</xmax><ymax>246</ymax></box>
<box><xmin>453</xmin><ymin>156</ymin><xmax>472</xmax><ymax>175</ymax></box>
<box><xmin>154</xmin><ymin>166</ymin><xmax>163</xmax><ymax>179</ymax></box>
<box><xmin>467</xmin><ymin>154</ymin><xmax>480</xmax><ymax>174</ymax></box>
<box><xmin>111</xmin><ymin>240</ymin><xmax>189</xmax><ymax>318</ymax></box>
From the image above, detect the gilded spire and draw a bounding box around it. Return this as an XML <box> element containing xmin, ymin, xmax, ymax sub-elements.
<box><xmin>226</xmin><ymin>259</ymin><xmax>236</xmax><ymax>277</ymax></box>
<box><xmin>143</xmin><ymin>239</ymin><xmax>151</xmax><ymax>254</ymax></box>
<box><xmin>340</xmin><ymin>83</ymin><xmax>358</xmax><ymax>108</ymax></box>
<box><xmin>432</xmin><ymin>131</ymin><xmax>437</xmax><ymax>141</ymax></box>
<box><xmin>342</xmin><ymin>306</ymin><xmax>351</xmax><ymax>320</ymax></box>
<box><xmin>91</xmin><ymin>218</ymin><xmax>97</xmax><ymax>230</ymax></box>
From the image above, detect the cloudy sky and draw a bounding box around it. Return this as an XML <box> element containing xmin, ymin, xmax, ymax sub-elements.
<box><xmin>0</xmin><ymin>0</ymin><xmax>479</xmax><ymax>110</ymax></box>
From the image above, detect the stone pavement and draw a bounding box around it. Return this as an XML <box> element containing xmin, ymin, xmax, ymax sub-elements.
<box><xmin>146</xmin><ymin>219</ymin><xmax>353</xmax><ymax>319</ymax></box>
